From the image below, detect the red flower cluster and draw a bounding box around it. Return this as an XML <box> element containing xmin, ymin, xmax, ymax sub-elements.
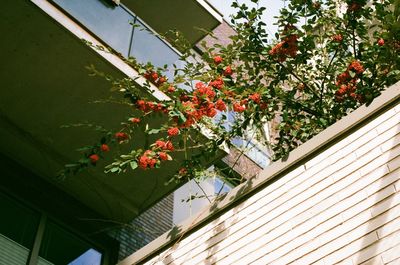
<box><xmin>138</xmin><ymin>139</ymin><xmax>175</xmax><ymax>169</ymax></box>
<box><xmin>100</xmin><ymin>144</ymin><xmax>110</xmax><ymax>152</ymax></box>
<box><xmin>335</xmin><ymin>61</ymin><xmax>364</xmax><ymax>102</ymax></box>
<box><xmin>158</xmin><ymin>152</ymin><xmax>168</xmax><ymax>161</ymax></box>
<box><xmin>167</xmin><ymin>127</ymin><xmax>180</xmax><ymax>137</ymax></box>
<box><xmin>139</xmin><ymin>150</ymin><xmax>158</xmax><ymax>169</ymax></box>
<box><xmin>194</xmin><ymin>82</ymin><xmax>216</xmax><ymax>99</ymax></box>
<box><xmin>167</xmin><ymin>86</ymin><xmax>176</xmax><ymax>93</ymax></box>
<box><xmin>89</xmin><ymin>154</ymin><xmax>99</xmax><ymax>165</ymax></box>
<box><xmin>223</xmin><ymin>66</ymin><xmax>233</xmax><ymax>76</ymax></box>
<box><xmin>213</xmin><ymin>55</ymin><xmax>223</xmax><ymax>65</ymax></box>
<box><xmin>115</xmin><ymin>132</ymin><xmax>129</xmax><ymax>142</ymax></box>
<box><xmin>130</xmin><ymin>117</ymin><xmax>141</xmax><ymax>124</ymax></box>
<box><xmin>233</xmin><ymin>102</ymin><xmax>246</xmax><ymax>112</ymax></box>
<box><xmin>180</xmin><ymin>101</ymin><xmax>217</xmax><ymax>127</ymax></box>
<box><xmin>209</xmin><ymin>77</ymin><xmax>224</xmax><ymax>90</ymax></box>
<box><xmin>331</xmin><ymin>34</ymin><xmax>343</xmax><ymax>42</ymax></box>
<box><xmin>175</xmin><ymin>82</ymin><xmax>225</xmax><ymax>127</ymax></box>
<box><xmin>269</xmin><ymin>34</ymin><xmax>298</xmax><ymax>62</ymax></box>
<box><xmin>215</xmin><ymin>99</ymin><xmax>227</xmax><ymax>111</ymax></box>
<box><xmin>154</xmin><ymin>140</ymin><xmax>174</xmax><ymax>151</ymax></box>
<box><xmin>143</xmin><ymin>70</ymin><xmax>167</xmax><ymax>87</ymax></box>
<box><xmin>249</xmin><ymin>93</ymin><xmax>261</xmax><ymax>104</ymax></box>
<box><xmin>348</xmin><ymin>60</ymin><xmax>364</xmax><ymax>75</ymax></box>
<box><xmin>178</xmin><ymin>167</ymin><xmax>188</xmax><ymax>176</ymax></box>
<box><xmin>231</xmin><ymin>93</ymin><xmax>264</xmax><ymax>113</ymax></box>
<box><xmin>136</xmin><ymin>100</ymin><xmax>168</xmax><ymax>113</ymax></box>
<box><xmin>378</xmin><ymin>38</ymin><xmax>385</xmax><ymax>46</ymax></box>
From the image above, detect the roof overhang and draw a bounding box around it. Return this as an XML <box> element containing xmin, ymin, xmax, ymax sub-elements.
<box><xmin>122</xmin><ymin>0</ymin><xmax>223</xmax><ymax>45</ymax></box>
<box><xmin>0</xmin><ymin>0</ymin><xmax>224</xmax><ymax>222</ymax></box>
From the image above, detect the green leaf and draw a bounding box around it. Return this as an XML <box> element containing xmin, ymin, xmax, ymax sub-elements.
<box><xmin>130</xmin><ymin>161</ymin><xmax>138</xmax><ymax>170</ymax></box>
<box><xmin>76</xmin><ymin>146</ymin><xmax>93</xmax><ymax>152</ymax></box>
<box><xmin>147</xmin><ymin>128</ymin><xmax>162</xmax><ymax>134</ymax></box>
<box><xmin>79</xmin><ymin>158</ymin><xmax>90</xmax><ymax>164</ymax></box>
<box><xmin>110</xmin><ymin>167</ymin><xmax>120</xmax><ymax>173</ymax></box>
<box><xmin>65</xmin><ymin>164</ymin><xmax>79</xmax><ymax>168</ymax></box>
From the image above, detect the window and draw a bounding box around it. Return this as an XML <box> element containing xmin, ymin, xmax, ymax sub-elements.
<box><xmin>39</xmin><ymin>221</ymin><xmax>102</xmax><ymax>265</ymax></box>
<box><xmin>53</xmin><ymin>0</ymin><xmax>134</xmax><ymax>57</ymax></box>
<box><xmin>52</xmin><ymin>0</ymin><xmax>182</xmax><ymax>79</ymax></box>
<box><xmin>0</xmin><ymin>193</ymin><xmax>104</xmax><ymax>265</ymax></box>
<box><xmin>0</xmin><ymin>193</ymin><xmax>40</xmax><ymax>265</ymax></box>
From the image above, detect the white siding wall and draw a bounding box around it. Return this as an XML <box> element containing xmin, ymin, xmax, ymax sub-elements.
<box><xmin>141</xmin><ymin>100</ymin><xmax>400</xmax><ymax>265</ymax></box>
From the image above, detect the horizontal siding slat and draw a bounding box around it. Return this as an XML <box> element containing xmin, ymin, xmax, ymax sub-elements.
<box><xmin>360</xmin><ymin>256</ymin><xmax>385</xmax><ymax>265</ymax></box>
<box><xmin>380</xmin><ymin>133</ymin><xmax>400</xmax><ymax>154</ymax></box>
<box><xmin>395</xmin><ymin>102</ymin><xmax>400</xmax><ymax>112</ymax></box>
<box><xmin>356</xmin><ymin>129</ymin><xmax>400</xmax><ymax>158</ymax></box>
<box><xmin>348</xmin><ymin>219</ymin><xmax>400</xmax><ymax>264</ymax></box>
<box><xmin>376</xmin><ymin>111</ymin><xmax>400</xmax><ymax>134</ymax></box>
<box><xmin>225</xmin><ymin>173</ymin><xmax>394</xmax><ymax>263</ymax></box>
<box><xmin>160</xmin><ymin>166</ymin><xmax>308</xmax><ymax>264</ymax></box>
<box><xmin>358</xmin><ymin>144</ymin><xmax>400</xmax><ymax>178</ymax></box>
<box><xmin>305</xmin><ymin>105</ymin><xmax>399</xmax><ymax>169</ymax></box>
<box><xmin>377</xmin><ymin>214</ymin><xmax>400</xmax><ymax>239</ymax></box>
<box><xmin>356</xmin><ymin>241</ymin><xmax>400</xmax><ymax>265</ymax></box>
<box><xmin>386</xmin><ymin>258</ymin><xmax>400</xmax><ymax>265</ymax></box>
<box><xmin>307</xmin><ymin>202</ymin><xmax>400</xmax><ymax>265</ymax></box>
<box><xmin>387</xmin><ymin>152</ymin><xmax>400</xmax><ymax>172</ymax></box>
<box><xmin>170</xmin><ymin>142</ymin><xmax>400</xmax><ymax>265</ymax></box>
<box><xmin>220</xmin><ymin>157</ymin><xmax>399</xmax><ymax>265</ymax></box>
<box><xmin>161</xmin><ymin>167</ymin><xmax>307</xmax><ymax>264</ymax></box>
<box><xmin>258</xmin><ymin>185</ymin><xmax>399</xmax><ymax>265</ymax></box>
<box><xmin>141</xmin><ymin>103</ymin><xmax>400</xmax><ymax>265</ymax></box>
<box><xmin>382</xmin><ymin>242</ymin><xmax>400</xmax><ymax>263</ymax></box>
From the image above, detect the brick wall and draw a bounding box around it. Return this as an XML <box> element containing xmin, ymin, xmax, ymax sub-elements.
<box><xmin>220</xmin><ymin>147</ymin><xmax>263</xmax><ymax>180</ymax></box>
<box><xmin>109</xmin><ymin>193</ymin><xmax>174</xmax><ymax>261</ymax></box>
<box><xmin>120</xmin><ymin>82</ymin><xmax>400</xmax><ymax>265</ymax></box>
<box><xmin>196</xmin><ymin>20</ymin><xmax>236</xmax><ymax>51</ymax></box>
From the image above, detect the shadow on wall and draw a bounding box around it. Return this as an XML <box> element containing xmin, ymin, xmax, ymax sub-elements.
<box><xmin>353</xmin><ymin>122</ymin><xmax>400</xmax><ymax>265</ymax></box>
<box><xmin>151</xmin><ymin>107</ymin><xmax>400</xmax><ymax>265</ymax></box>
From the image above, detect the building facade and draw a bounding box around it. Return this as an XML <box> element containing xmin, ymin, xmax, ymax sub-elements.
<box><xmin>119</xmin><ymin>82</ymin><xmax>400</xmax><ymax>265</ymax></box>
<box><xmin>0</xmin><ymin>0</ymin><xmax>228</xmax><ymax>264</ymax></box>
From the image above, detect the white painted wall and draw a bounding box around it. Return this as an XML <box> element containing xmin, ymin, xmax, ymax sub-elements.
<box><xmin>144</xmin><ymin>100</ymin><xmax>400</xmax><ymax>265</ymax></box>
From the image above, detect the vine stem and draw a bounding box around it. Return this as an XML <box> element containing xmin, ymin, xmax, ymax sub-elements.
<box><xmin>352</xmin><ymin>26</ymin><xmax>357</xmax><ymax>58</ymax></box>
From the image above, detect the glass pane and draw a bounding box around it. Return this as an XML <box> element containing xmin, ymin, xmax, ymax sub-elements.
<box><xmin>53</xmin><ymin>0</ymin><xmax>134</xmax><ymax>57</ymax></box>
<box><xmin>130</xmin><ymin>20</ymin><xmax>181</xmax><ymax>80</ymax></box>
<box><xmin>39</xmin><ymin>221</ymin><xmax>102</xmax><ymax>265</ymax></box>
<box><xmin>173</xmin><ymin>167</ymin><xmax>231</xmax><ymax>224</ymax></box>
<box><xmin>0</xmin><ymin>193</ymin><xmax>40</xmax><ymax>264</ymax></box>
<box><xmin>231</xmin><ymin>137</ymin><xmax>269</xmax><ymax>168</ymax></box>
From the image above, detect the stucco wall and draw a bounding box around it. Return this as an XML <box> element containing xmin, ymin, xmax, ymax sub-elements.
<box><xmin>120</xmin><ymin>82</ymin><xmax>400</xmax><ymax>265</ymax></box>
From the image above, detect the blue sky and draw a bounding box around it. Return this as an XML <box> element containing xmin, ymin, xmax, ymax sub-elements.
<box><xmin>207</xmin><ymin>0</ymin><xmax>286</xmax><ymax>37</ymax></box>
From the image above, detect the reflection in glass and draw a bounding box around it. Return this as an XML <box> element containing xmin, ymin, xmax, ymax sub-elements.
<box><xmin>39</xmin><ymin>221</ymin><xmax>102</xmax><ymax>265</ymax></box>
<box><xmin>130</xmin><ymin>19</ymin><xmax>181</xmax><ymax>80</ymax></box>
<box><xmin>53</xmin><ymin>0</ymin><xmax>184</xmax><ymax>82</ymax></box>
<box><xmin>53</xmin><ymin>0</ymin><xmax>134</xmax><ymax>57</ymax></box>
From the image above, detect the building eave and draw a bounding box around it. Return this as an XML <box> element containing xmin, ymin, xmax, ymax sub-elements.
<box><xmin>0</xmin><ymin>0</ymin><xmax>225</xmax><ymax>223</ymax></box>
<box><xmin>121</xmin><ymin>0</ymin><xmax>223</xmax><ymax>46</ymax></box>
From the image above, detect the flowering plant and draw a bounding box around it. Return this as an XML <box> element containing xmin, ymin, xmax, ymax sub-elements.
<box><xmin>62</xmin><ymin>0</ymin><xmax>399</xmax><ymax>183</ymax></box>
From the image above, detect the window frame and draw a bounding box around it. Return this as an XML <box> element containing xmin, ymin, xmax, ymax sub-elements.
<box><xmin>0</xmin><ymin>192</ymin><xmax>111</xmax><ymax>265</ymax></box>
